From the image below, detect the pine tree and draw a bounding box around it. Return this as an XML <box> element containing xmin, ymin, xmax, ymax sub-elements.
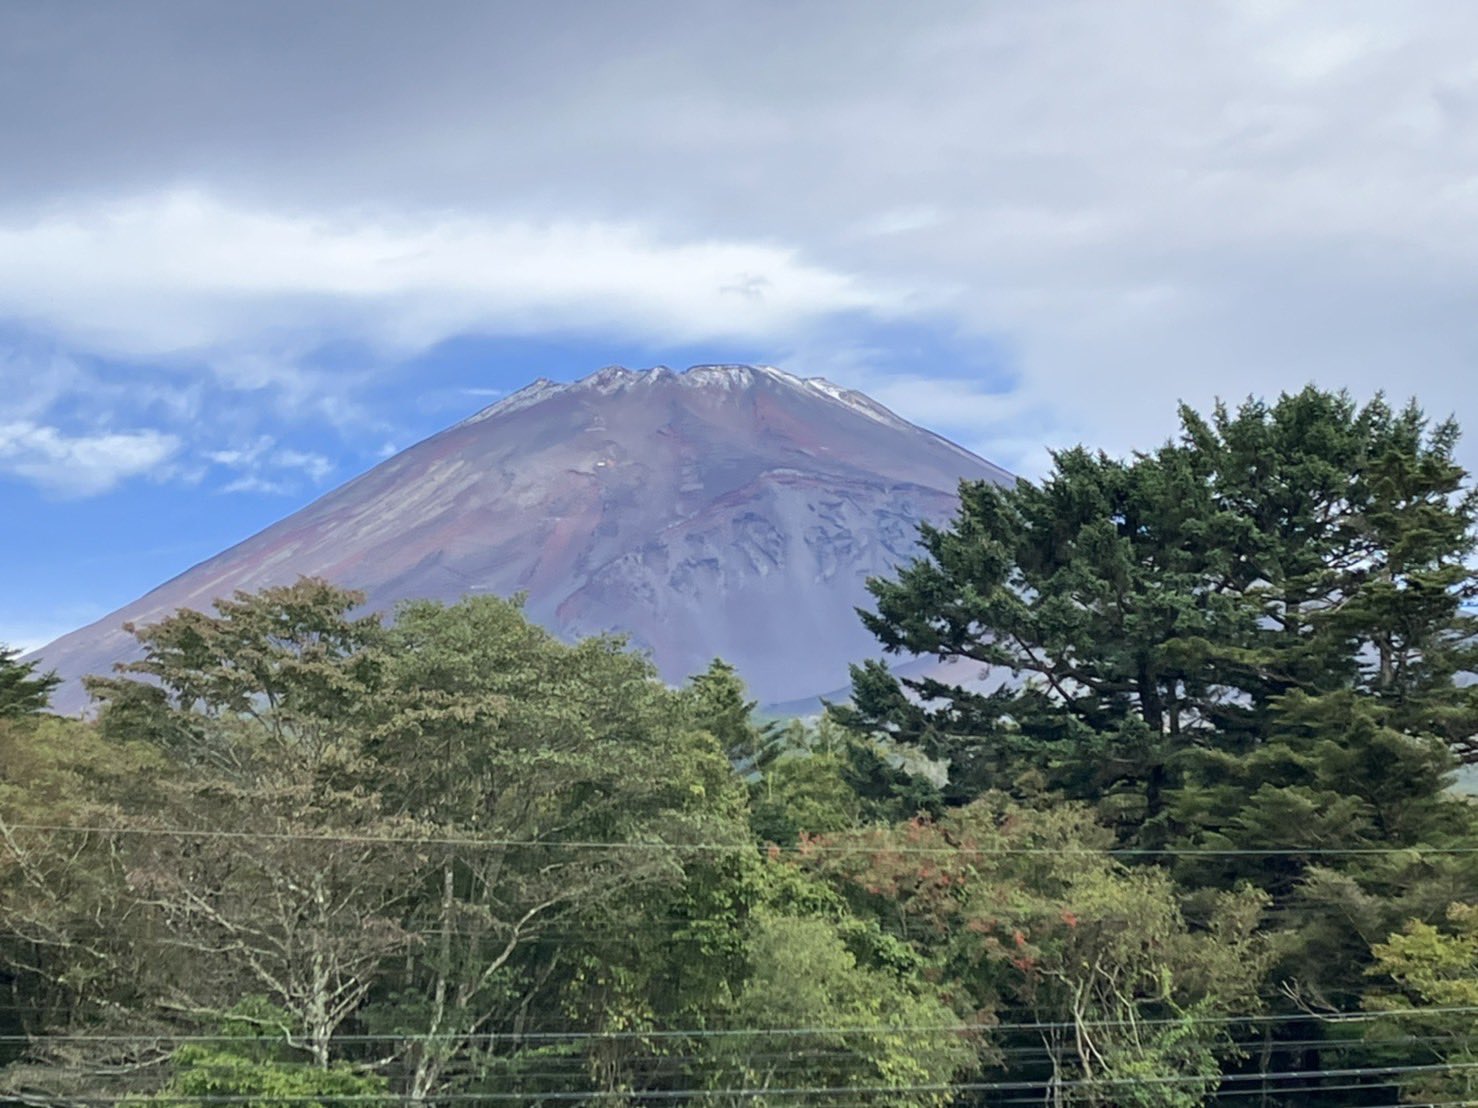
<box><xmin>838</xmin><ymin>388</ymin><xmax>1478</xmax><ymax>843</ymax></box>
<box><xmin>0</xmin><ymin>645</ymin><xmax>59</xmax><ymax>718</ymax></box>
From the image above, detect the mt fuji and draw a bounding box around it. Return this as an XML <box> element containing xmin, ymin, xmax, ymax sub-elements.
<box><xmin>33</xmin><ymin>364</ymin><xmax>1011</xmax><ymax>713</ymax></box>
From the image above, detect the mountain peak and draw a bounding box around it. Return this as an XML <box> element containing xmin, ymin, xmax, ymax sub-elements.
<box><xmin>462</xmin><ymin>362</ymin><xmax>922</xmax><ymax>436</ymax></box>
<box><xmin>460</xmin><ymin>377</ymin><xmax>566</xmax><ymax>424</ymax></box>
<box><xmin>35</xmin><ymin>362</ymin><xmax>1012</xmax><ymax>713</ymax></box>
<box><xmin>680</xmin><ymin>363</ymin><xmax>783</xmax><ymax>388</ymax></box>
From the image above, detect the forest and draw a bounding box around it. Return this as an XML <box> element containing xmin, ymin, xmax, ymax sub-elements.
<box><xmin>1</xmin><ymin>386</ymin><xmax>1475</xmax><ymax>1106</ymax></box>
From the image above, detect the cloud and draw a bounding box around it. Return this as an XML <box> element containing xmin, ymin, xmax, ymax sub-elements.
<box><xmin>0</xmin><ymin>0</ymin><xmax>1475</xmax><ymax>475</ymax></box>
<box><xmin>782</xmin><ymin>342</ymin><xmax>1054</xmax><ymax>475</ymax></box>
<box><xmin>0</xmin><ymin>421</ymin><xmax>179</xmax><ymax>497</ymax></box>
<box><xmin>851</xmin><ymin>207</ymin><xmax>945</xmax><ymax>240</ymax></box>
<box><xmin>0</xmin><ymin>191</ymin><xmax>896</xmax><ymax>363</ymax></box>
<box><xmin>276</xmin><ymin>449</ymin><xmax>334</xmax><ymax>484</ymax></box>
<box><xmin>206</xmin><ymin>434</ymin><xmax>335</xmax><ymax>495</ymax></box>
<box><xmin>219</xmin><ymin>475</ymin><xmax>295</xmax><ymax>496</ymax></box>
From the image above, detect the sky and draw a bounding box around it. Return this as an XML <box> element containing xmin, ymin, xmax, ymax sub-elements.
<box><xmin>4</xmin><ymin>0</ymin><xmax>1478</xmax><ymax>650</ymax></box>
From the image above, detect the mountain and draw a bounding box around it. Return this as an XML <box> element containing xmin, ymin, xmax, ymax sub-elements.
<box><xmin>33</xmin><ymin>364</ymin><xmax>1012</xmax><ymax>714</ymax></box>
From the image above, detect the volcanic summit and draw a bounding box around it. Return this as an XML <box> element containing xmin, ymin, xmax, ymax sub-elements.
<box><xmin>34</xmin><ymin>364</ymin><xmax>1011</xmax><ymax>712</ymax></box>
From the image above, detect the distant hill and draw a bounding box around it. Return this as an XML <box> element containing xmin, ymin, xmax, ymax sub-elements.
<box><xmin>33</xmin><ymin>364</ymin><xmax>1011</xmax><ymax>713</ymax></box>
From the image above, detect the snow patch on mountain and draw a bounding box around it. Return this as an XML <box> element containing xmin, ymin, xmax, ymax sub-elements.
<box><xmin>460</xmin><ymin>365</ymin><xmax>952</xmax><ymax>439</ymax></box>
<box><xmin>461</xmin><ymin>377</ymin><xmax>569</xmax><ymax>424</ymax></box>
<box><xmin>800</xmin><ymin>377</ymin><xmax>911</xmax><ymax>430</ymax></box>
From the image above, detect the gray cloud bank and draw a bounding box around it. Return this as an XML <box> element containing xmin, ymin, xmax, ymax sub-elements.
<box><xmin>3</xmin><ymin>0</ymin><xmax>1477</xmax><ymax>474</ymax></box>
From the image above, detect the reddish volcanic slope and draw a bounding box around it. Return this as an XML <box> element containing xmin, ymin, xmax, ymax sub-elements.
<box><xmin>35</xmin><ymin>365</ymin><xmax>1011</xmax><ymax>712</ymax></box>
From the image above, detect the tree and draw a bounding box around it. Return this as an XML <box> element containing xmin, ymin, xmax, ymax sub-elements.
<box><xmin>0</xmin><ymin>645</ymin><xmax>58</xmax><ymax>718</ymax></box>
<box><xmin>86</xmin><ymin>577</ymin><xmax>386</xmax><ymax>775</ymax></box>
<box><xmin>0</xmin><ymin>714</ymin><xmax>170</xmax><ymax>1024</ymax></box>
<box><xmin>700</xmin><ymin>910</ymin><xmax>975</xmax><ymax>1107</ymax></box>
<box><xmin>838</xmin><ymin>388</ymin><xmax>1478</xmax><ymax>1104</ymax></box>
<box><xmin>840</xmin><ymin>389</ymin><xmax>1478</xmax><ymax>840</ymax></box>
<box><xmin>4</xmin><ymin>586</ymin><xmax>763</xmax><ymax>1102</ymax></box>
<box><xmin>131</xmin><ymin>999</ymin><xmax>391</xmax><ymax>1107</ymax></box>
<box><xmin>121</xmin><ymin>795</ymin><xmax>421</xmax><ymax>1071</ymax></box>
<box><xmin>77</xmin><ymin>582</ymin><xmax>421</xmax><ymax>1072</ymax></box>
<box><xmin>0</xmin><ymin>711</ymin><xmax>186</xmax><ymax>1102</ymax></box>
<box><xmin>1167</xmin><ymin>688</ymin><xmax>1469</xmax><ymax>901</ymax></box>
<box><xmin>1364</xmin><ymin>903</ymin><xmax>1478</xmax><ymax>1104</ymax></box>
<box><xmin>749</xmin><ymin>746</ymin><xmax>862</xmax><ymax>845</ymax></box>
<box><xmin>799</xmin><ymin>796</ymin><xmax>1270</xmax><ymax>1107</ymax></box>
<box><xmin>684</xmin><ymin>657</ymin><xmax>783</xmax><ymax>770</ymax></box>
<box><xmin>356</xmin><ymin>596</ymin><xmax>750</xmax><ymax>1102</ymax></box>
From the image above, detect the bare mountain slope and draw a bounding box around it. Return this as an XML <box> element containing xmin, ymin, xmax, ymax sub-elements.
<box><xmin>35</xmin><ymin>364</ymin><xmax>1011</xmax><ymax>712</ymax></box>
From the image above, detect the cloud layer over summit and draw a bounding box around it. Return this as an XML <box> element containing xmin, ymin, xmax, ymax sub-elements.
<box><xmin>4</xmin><ymin>0</ymin><xmax>1478</xmax><ymax>646</ymax></box>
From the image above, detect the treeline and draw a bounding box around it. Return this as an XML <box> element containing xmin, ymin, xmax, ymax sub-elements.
<box><xmin>0</xmin><ymin>385</ymin><xmax>1475</xmax><ymax>1106</ymax></box>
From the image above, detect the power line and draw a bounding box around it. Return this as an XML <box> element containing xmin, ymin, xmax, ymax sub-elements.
<box><xmin>6</xmin><ymin>821</ymin><xmax>1478</xmax><ymax>856</ymax></box>
<box><xmin>10</xmin><ymin>1060</ymin><xmax>1478</xmax><ymax>1102</ymax></box>
<box><xmin>15</xmin><ymin>1038</ymin><xmax>1451</xmax><ymax>1069</ymax></box>
<box><xmin>10</xmin><ymin>1004</ymin><xmax>1478</xmax><ymax>1044</ymax></box>
<box><xmin>29</xmin><ymin>1034</ymin><xmax>1471</xmax><ymax>1086</ymax></box>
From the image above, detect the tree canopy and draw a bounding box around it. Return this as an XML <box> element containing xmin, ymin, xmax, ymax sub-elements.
<box><xmin>3</xmin><ymin>386</ymin><xmax>1476</xmax><ymax>1106</ymax></box>
<box><xmin>0</xmin><ymin>645</ymin><xmax>58</xmax><ymax>718</ymax></box>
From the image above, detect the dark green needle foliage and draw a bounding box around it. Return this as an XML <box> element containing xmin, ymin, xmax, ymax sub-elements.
<box><xmin>0</xmin><ymin>645</ymin><xmax>59</xmax><ymax>718</ymax></box>
<box><xmin>839</xmin><ymin>388</ymin><xmax>1477</xmax><ymax>842</ymax></box>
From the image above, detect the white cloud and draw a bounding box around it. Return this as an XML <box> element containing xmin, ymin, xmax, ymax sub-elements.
<box><xmin>219</xmin><ymin>475</ymin><xmax>295</xmax><ymax>496</ymax></box>
<box><xmin>851</xmin><ymin>206</ymin><xmax>946</xmax><ymax>240</ymax></box>
<box><xmin>276</xmin><ymin>448</ymin><xmax>334</xmax><ymax>483</ymax></box>
<box><xmin>0</xmin><ymin>191</ymin><xmax>896</xmax><ymax>363</ymax></box>
<box><xmin>2</xmin><ymin>2</ymin><xmax>1478</xmax><ymax>478</ymax></box>
<box><xmin>206</xmin><ymin>434</ymin><xmax>336</xmax><ymax>495</ymax></box>
<box><xmin>0</xmin><ymin>421</ymin><xmax>180</xmax><ymax>497</ymax></box>
<box><xmin>206</xmin><ymin>436</ymin><xmax>274</xmax><ymax>469</ymax></box>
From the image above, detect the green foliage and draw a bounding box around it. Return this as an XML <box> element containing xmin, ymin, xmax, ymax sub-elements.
<box><xmin>376</xmin><ymin>595</ymin><xmax>744</xmax><ymax>835</ymax></box>
<box><xmin>132</xmin><ymin>1000</ymin><xmax>390</xmax><ymax>1107</ymax></box>
<box><xmin>701</xmin><ymin>910</ymin><xmax>974</xmax><ymax>1107</ymax></box>
<box><xmin>1369</xmin><ymin>902</ymin><xmax>1478</xmax><ymax>1007</ymax></box>
<box><xmin>1168</xmin><ymin>688</ymin><xmax>1467</xmax><ymax>900</ymax></box>
<box><xmin>797</xmin><ymin>795</ymin><xmax>1270</xmax><ymax>1106</ymax></box>
<box><xmin>0</xmin><ymin>644</ymin><xmax>58</xmax><ymax>718</ymax></box>
<box><xmin>87</xmin><ymin>576</ymin><xmax>385</xmax><ymax>774</ymax></box>
<box><xmin>363</xmin><ymin>595</ymin><xmax>749</xmax><ymax>1099</ymax></box>
<box><xmin>834</xmin><ymin>387</ymin><xmax>1478</xmax><ymax>1103</ymax></box>
<box><xmin>0</xmin><ymin>714</ymin><xmax>172</xmax><ymax>1034</ymax></box>
<box><xmin>9</xmin><ymin>585</ymin><xmax>759</xmax><ymax>1103</ymax></box>
<box><xmin>750</xmin><ymin>748</ymin><xmax>862</xmax><ymax>844</ymax></box>
<box><xmin>7</xmin><ymin>385</ymin><xmax>1478</xmax><ymax>1107</ymax></box>
<box><xmin>839</xmin><ymin>389</ymin><xmax>1478</xmax><ymax>836</ymax></box>
<box><xmin>750</xmin><ymin>716</ymin><xmax>935</xmax><ymax>844</ymax></box>
<box><xmin>1364</xmin><ymin>903</ymin><xmax>1478</xmax><ymax>1103</ymax></box>
<box><xmin>686</xmin><ymin>658</ymin><xmax>766</xmax><ymax>762</ymax></box>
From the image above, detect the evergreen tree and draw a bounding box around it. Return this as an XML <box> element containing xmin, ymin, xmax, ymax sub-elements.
<box><xmin>838</xmin><ymin>389</ymin><xmax>1478</xmax><ymax>842</ymax></box>
<box><xmin>0</xmin><ymin>645</ymin><xmax>58</xmax><ymax>718</ymax></box>
<box><xmin>685</xmin><ymin>657</ymin><xmax>782</xmax><ymax>769</ymax></box>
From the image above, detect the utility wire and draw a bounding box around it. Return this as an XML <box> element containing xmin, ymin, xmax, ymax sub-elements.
<box><xmin>11</xmin><ymin>1059</ymin><xmax>1478</xmax><ymax>1102</ymax></box>
<box><xmin>6</xmin><ymin>822</ymin><xmax>1478</xmax><ymax>856</ymax></box>
<box><xmin>10</xmin><ymin>1004</ymin><xmax>1478</xmax><ymax>1044</ymax></box>
<box><xmin>19</xmin><ymin>1030</ymin><xmax>1465</xmax><ymax>1054</ymax></box>
<box><xmin>30</xmin><ymin>1035</ymin><xmax>1470</xmax><ymax>1086</ymax></box>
